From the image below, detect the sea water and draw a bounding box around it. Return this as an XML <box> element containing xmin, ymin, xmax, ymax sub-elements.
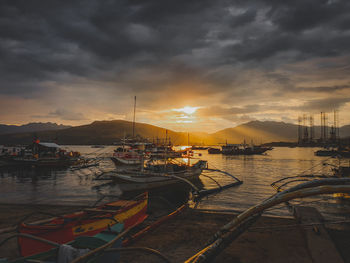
<box><xmin>0</xmin><ymin>146</ymin><xmax>349</xmax><ymax>220</ymax></box>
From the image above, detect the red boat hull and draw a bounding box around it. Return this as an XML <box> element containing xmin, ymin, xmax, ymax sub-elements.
<box><xmin>18</xmin><ymin>193</ymin><xmax>148</xmax><ymax>257</ymax></box>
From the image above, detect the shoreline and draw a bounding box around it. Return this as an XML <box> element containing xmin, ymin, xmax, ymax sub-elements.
<box><xmin>0</xmin><ymin>204</ymin><xmax>349</xmax><ymax>262</ymax></box>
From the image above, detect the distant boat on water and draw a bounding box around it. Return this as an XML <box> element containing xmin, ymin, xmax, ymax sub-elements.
<box><xmin>191</xmin><ymin>145</ymin><xmax>208</xmax><ymax>150</ymax></box>
<box><xmin>221</xmin><ymin>143</ymin><xmax>270</xmax><ymax>155</ymax></box>
<box><xmin>0</xmin><ymin>140</ymin><xmax>81</xmax><ymax>167</ymax></box>
<box><xmin>208</xmin><ymin>147</ymin><xmax>221</xmax><ymax>154</ymax></box>
<box><xmin>314</xmin><ymin>149</ymin><xmax>338</xmax><ymax>157</ymax></box>
<box><xmin>314</xmin><ymin>146</ymin><xmax>350</xmax><ymax>157</ymax></box>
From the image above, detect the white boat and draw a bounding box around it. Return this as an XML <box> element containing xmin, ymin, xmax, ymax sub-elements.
<box><xmin>110</xmin><ymin>159</ymin><xmax>207</xmax><ymax>187</ymax></box>
<box><xmin>111</xmin><ymin>143</ymin><xmax>149</xmax><ymax>166</ymax></box>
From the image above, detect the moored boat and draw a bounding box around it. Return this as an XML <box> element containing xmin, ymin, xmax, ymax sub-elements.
<box><xmin>111</xmin><ymin>143</ymin><xmax>149</xmax><ymax>166</ymax></box>
<box><xmin>221</xmin><ymin>143</ymin><xmax>269</xmax><ymax>155</ymax></box>
<box><xmin>314</xmin><ymin>149</ymin><xmax>338</xmax><ymax>157</ymax></box>
<box><xmin>338</xmin><ymin>147</ymin><xmax>350</xmax><ymax>158</ymax></box>
<box><xmin>110</xmin><ymin>159</ymin><xmax>207</xmax><ymax>192</ymax></box>
<box><xmin>208</xmin><ymin>147</ymin><xmax>221</xmax><ymax>154</ymax></box>
<box><xmin>0</xmin><ymin>141</ymin><xmax>81</xmax><ymax>167</ymax></box>
<box><xmin>191</xmin><ymin>146</ymin><xmax>208</xmax><ymax>150</ymax></box>
<box><xmin>18</xmin><ymin>193</ymin><xmax>148</xmax><ymax>257</ymax></box>
<box><xmin>91</xmin><ymin>145</ymin><xmax>105</xmax><ymax>148</ymax></box>
<box><xmin>1</xmin><ymin>222</ymin><xmax>125</xmax><ymax>263</ymax></box>
<box><xmin>148</xmin><ymin>144</ymin><xmax>182</xmax><ymax>159</ymax></box>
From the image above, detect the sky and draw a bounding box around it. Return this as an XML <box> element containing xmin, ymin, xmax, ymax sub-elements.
<box><xmin>1</xmin><ymin>0</ymin><xmax>350</xmax><ymax>133</ymax></box>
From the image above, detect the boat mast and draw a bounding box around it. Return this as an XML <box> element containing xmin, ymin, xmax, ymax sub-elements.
<box><xmin>123</xmin><ymin>131</ymin><xmax>126</xmax><ymax>151</ymax></box>
<box><xmin>187</xmin><ymin>133</ymin><xmax>190</xmax><ymax>166</ymax></box>
<box><xmin>164</xmin><ymin>129</ymin><xmax>168</xmax><ymax>172</ymax></box>
<box><xmin>165</xmin><ymin>129</ymin><xmax>168</xmax><ymax>145</ymax></box>
<box><xmin>132</xmin><ymin>96</ymin><xmax>136</xmax><ymax>138</ymax></box>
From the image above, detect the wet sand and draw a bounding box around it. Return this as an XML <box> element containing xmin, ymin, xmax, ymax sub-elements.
<box><xmin>0</xmin><ymin>204</ymin><xmax>349</xmax><ymax>262</ymax></box>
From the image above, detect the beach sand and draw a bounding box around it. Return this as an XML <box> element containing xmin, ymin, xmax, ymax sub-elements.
<box><xmin>0</xmin><ymin>204</ymin><xmax>349</xmax><ymax>262</ymax></box>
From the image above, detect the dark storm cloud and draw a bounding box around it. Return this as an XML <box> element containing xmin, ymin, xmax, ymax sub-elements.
<box><xmin>297</xmin><ymin>85</ymin><xmax>350</xmax><ymax>93</ymax></box>
<box><xmin>265</xmin><ymin>0</ymin><xmax>350</xmax><ymax>32</ymax></box>
<box><xmin>33</xmin><ymin>108</ymin><xmax>87</xmax><ymax>121</ymax></box>
<box><xmin>0</xmin><ymin>0</ymin><xmax>350</xmax><ymax>111</ymax></box>
<box><xmin>229</xmin><ymin>8</ymin><xmax>257</xmax><ymax>27</ymax></box>
<box><xmin>299</xmin><ymin>97</ymin><xmax>350</xmax><ymax>112</ymax></box>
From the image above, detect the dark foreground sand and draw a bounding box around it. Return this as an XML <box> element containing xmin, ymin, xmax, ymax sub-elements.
<box><xmin>120</xmin><ymin>210</ymin><xmax>312</xmax><ymax>263</ymax></box>
<box><xmin>0</xmin><ymin>204</ymin><xmax>349</xmax><ymax>263</ymax></box>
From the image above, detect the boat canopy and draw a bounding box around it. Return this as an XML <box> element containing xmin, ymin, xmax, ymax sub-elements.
<box><xmin>38</xmin><ymin>142</ymin><xmax>61</xmax><ymax>149</ymax></box>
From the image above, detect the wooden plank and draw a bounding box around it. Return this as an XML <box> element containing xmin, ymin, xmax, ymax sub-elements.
<box><xmin>294</xmin><ymin>206</ymin><xmax>344</xmax><ymax>263</ymax></box>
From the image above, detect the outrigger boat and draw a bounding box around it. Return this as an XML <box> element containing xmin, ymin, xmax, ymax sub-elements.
<box><xmin>148</xmin><ymin>143</ymin><xmax>182</xmax><ymax>159</ymax></box>
<box><xmin>0</xmin><ymin>141</ymin><xmax>81</xmax><ymax>168</ymax></box>
<box><xmin>111</xmin><ymin>143</ymin><xmax>148</xmax><ymax>166</ymax></box>
<box><xmin>17</xmin><ymin>193</ymin><xmax>148</xmax><ymax>257</ymax></box>
<box><xmin>221</xmin><ymin>143</ymin><xmax>270</xmax><ymax>155</ymax></box>
<box><xmin>109</xmin><ymin>158</ymin><xmax>208</xmax><ymax>192</ymax></box>
<box><xmin>207</xmin><ymin>147</ymin><xmax>221</xmax><ymax>154</ymax></box>
<box><xmin>1</xmin><ymin>223</ymin><xmax>125</xmax><ymax>263</ymax></box>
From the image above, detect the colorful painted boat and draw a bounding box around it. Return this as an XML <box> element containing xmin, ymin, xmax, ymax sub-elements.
<box><xmin>1</xmin><ymin>223</ymin><xmax>125</xmax><ymax>263</ymax></box>
<box><xmin>18</xmin><ymin>193</ymin><xmax>148</xmax><ymax>257</ymax></box>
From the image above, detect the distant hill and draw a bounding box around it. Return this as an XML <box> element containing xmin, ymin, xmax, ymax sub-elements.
<box><xmin>340</xmin><ymin>125</ymin><xmax>350</xmax><ymax>138</ymax></box>
<box><xmin>211</xmin><ymin>121</ymin><xmax>350</xmax><ymax>144</ymax></box>
<box><xmin>212</xmin><ymin>121</ymin><xmax>298</xmax><ymax>144</ymax></box>
<box><xmin>0</xmin><ymin>120</ymin><xmax>349</xmax><ymax>145</ymax></box>
<box><xmin>0</xmin><ymin>120</ymin><xmax>210</xmax><ymax>145</ymax></box>
<box><xmin>0</xmin><ymin>122</ymin><xmax>71</xmax><ymax>135</ymax></box>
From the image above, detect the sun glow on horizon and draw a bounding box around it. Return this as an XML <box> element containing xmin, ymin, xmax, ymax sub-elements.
<box><xmin>173</xmin><ymin>106</ymin><xmax>199</xmax><ymax>115</ymax></box>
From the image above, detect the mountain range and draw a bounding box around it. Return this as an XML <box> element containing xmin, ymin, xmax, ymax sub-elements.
<box><xmin>0</xmin><ymin>122</ymin><xmax>71</xmax><ymax>135</ymax></box>
<box><xmin>0</xmin><ymin>120</ymin><xmax>349</xmax><ymax>145</ymax></box>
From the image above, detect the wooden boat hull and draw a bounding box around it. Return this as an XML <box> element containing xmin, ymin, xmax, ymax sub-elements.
<box><xmin>222</xmin><ymin>148</ymin><xmax>268</xmax><ymax>155</ymax></box>
<box><xmin>314</xmin><ymin>150</ymin><xmax>338</xmax><ymax>157</ymax></box>
<box><xmin>114</xmin><ymin>168</ymin><xmax>203</xmax><ymax>183</ymax></box>
<box><xmin>18</xmin><ymin>193</ymin><xmax>148</xmax><ymax>257</ymax></box>
<box><xmin>113</xmin><ymin>161</ymin><xmax>207</xmax><ymax>192</ymax></box>
<box><xmin>150</xmin><ymin>152</ymin><xmax>182</xmax><ymax>159</ymax></box>
<box><xmin>0</xmin><ymin>157</ymin><xmax>81</xmax><ymax>167</ymax></box>
<box><xmin>111</xmin><ymin>156</ymin><xmax>142</xmax><ymax>166</ymax></box>
<box><xmin>117</xmin><ymin>175</ymin><xmax>202</xmax><ymax>193</ymax></box>
<box><xmin>11</xmin><ymin>223</ymin><xmax>124</xmax><ymax>263</ymax></box>
<box><xmin>208</xmin><ymin>148</ymin><xmax>221</xmax><ymax>154</ymax></box>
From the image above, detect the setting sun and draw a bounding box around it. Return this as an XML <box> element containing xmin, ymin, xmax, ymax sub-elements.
<box><xmin>174</xmin><ymin>106</ymin><xmax>199</xmax><ymax>115</ymax></box>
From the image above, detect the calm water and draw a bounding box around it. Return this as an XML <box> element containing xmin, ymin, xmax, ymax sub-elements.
<box><xmin>1</xmin><ymin>146</ymin><xmax>349</xmax><ymax>220</ymax></box>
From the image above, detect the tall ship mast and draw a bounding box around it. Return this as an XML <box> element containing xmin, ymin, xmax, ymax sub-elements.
<box><xmin>132</xmin><ymin>95</ymin><xmax>136</xmax><ymax>138</ymax></box>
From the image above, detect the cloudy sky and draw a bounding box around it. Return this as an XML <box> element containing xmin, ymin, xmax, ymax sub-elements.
<box><xmin>1</xmin><ymin>0</ymin><xmax>350</xmax><ymax>132</ymax></box>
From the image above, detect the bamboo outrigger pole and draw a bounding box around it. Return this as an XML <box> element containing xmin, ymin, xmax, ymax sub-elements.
<box><xmin>186</xmin><ymin>181</ymin><xmax>350</xmax><ymax>263</ymax></box>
